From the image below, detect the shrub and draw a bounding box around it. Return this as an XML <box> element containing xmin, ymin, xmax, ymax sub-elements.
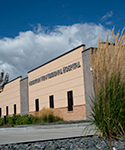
<box><xmin>0</xmin><ymin>118</ymin><xmax>3</xmax><ymax>126</ymax></box>
<box><xmin>35</xmin><ymin>107</ymin><xmax>63</xmax><ymax>123</ymax></box>
<box><xmin>1</xmin><ymin>109</ymin><xmax>63</xmax><ymax>126</ymax></box>
<box><xmin>20</xmin><ymin>114</ymin><xmax>33</xmax><ymax>124</ymax></box>
<box><xmin>41</xmin><ymin>113</ymin><xmax>63</xmax><ymax>123</ymax></box>
<box><xmin>91</xmin><ymin>72</ymin><xmax>125</xmax><ymax>139</ymax></box>
<box><xmin>6</xmin><ymin>116</ymin><xmax>15</xmax><ymax>125</ymax></box>
<box><xmin>54</xmin><ymin>116</ymin><xmax>63</xmax><ymax>122</ymax></box>
<box><xmin>4</xmin><ymin>114</ymin><xmax>35</xmax><ymax>126</ymax></box>
<box><xmin>32</xmin><ymin>116</ymin><xmax>42</xmax><ymax>124</ymax></box>
<box><xmin>35</xmin><ymin>107</ymin><xmax>54</xmax><ymax>117</ymax></box>
<box><xmin>48</xmin><ymin>114</ymin><xmax>55</xmax><ymax>123</ymax></box>
<box><xmin>41</xmin><ymin>114</ymin><xmax>48</xmax><ymax>123</ymax></box>
<box><xmin>91</xmin><ymin>27</ymin><xmax>125</xmax><ymax>97</ymax></box>
<box><xmin>89</xmin><ymin>28</ymin><xmax>125</xmax><ymax>149</ymax></box>
<box><xmin>6</xmin><ymin>115</ymin><xmax>21</xmax><ymax>125</ymax></box>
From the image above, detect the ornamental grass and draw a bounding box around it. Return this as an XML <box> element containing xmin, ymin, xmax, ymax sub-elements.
<box><xmin>91</xmin><ymin>27</ymin><xmax>125</xmax><ymax>97</ymax></box>
<box><xmin>91</xmin><ymin>72</ymin><xmax>125</xmax><ymax>138</ymax></box>
<box><xmin>34</xmin><ymin>107</ymin><xmax>63</xmax><ymax>123</ymax></box>
<box><xmin>89</xmin><ymin>27</ymin><xmax>125</xmax><ymax>149</ymax></box>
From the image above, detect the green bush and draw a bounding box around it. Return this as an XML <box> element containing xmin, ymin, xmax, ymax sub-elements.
<box><xmin>41</xmin><ymin>113</ymin><xmax>63</xmax><ymax>123</ymax></box>
<box><xmin>47</xmin><ymin>114</ymin><xmax>55</xmax><ymax>123</ymax></box>
<box><xmin>91</xmin><ymin>72</ymin><xmax>125</xmax><ymax>140</ymax></box>
<box><xmin>20</xmin><ymin>114</ymin><xmax>33</xmax><ymax>125</ymax></box>
<box><xmin>32</xmin><ymin>116</ymin><xmax>42</xmax><ymax>124</ymax></box>
<box><xmin>54</xmin><ymin>116</ymin><xmax>63</xmax><ymax>122</ymax></box>
<box><xmin>6</xmin><ymin>115</ymin><xmax>21</xmax><ymax>125</ymax></box>
<box><xmin>0</xmin><ymin>118</ymin><xmax>3</xmax><ymax>126</ymax></box>
<box><xmin>0</xmin><ymin>113</ymin><xmax>63</xmax><ymax>126</ymax></box>
<box><xmin>4</xmin><ymin>114</ymin><xmax>34</xmax><ymax>126</ymax></box>
<box><xmin>14</xmin><ymin>115</ymin><xmax>22</xmax><ymax>125</ymax></box>
<box><xmin>6</xmin><ymin>116</ymin><xmax>15</xmax><ymax>125</ymax></box>
<box><xmin>41</xmin><ymin>114</ymin><xmax>48</xmax><ymax>123</ymax></box>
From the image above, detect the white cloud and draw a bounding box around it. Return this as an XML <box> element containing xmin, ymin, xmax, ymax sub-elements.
<box><xmin>105</xmin><ymin>21</ymin><xmax>112</xmax><ymax>25</ymax></box>
<box><xmin>101</xmin><ymin>11</ymin><xmax>113</xmax><ymax>21</ymax></box>
<box><xmin>0</xmin><ymin>23</ymin><xmax>111</xmax><ymax>80</ymax></box>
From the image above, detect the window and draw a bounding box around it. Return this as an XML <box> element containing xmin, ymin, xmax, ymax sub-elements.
<box><xmin>67</xmin><ymin>91</ymin><xmax>73</xmax><ymax>111</ymax></box>
<box><xmin>35</xmin><ymin>99</ymin><xmax>39</xmax><ymax>112</ymax></box>
<box><xmin>49</xmin><ymin>95</ymin><xmax>54</xmax><ymax>108</ymax></box>
<box><xmin>0</xmin><ymin>108</ymin><xmax>1</xmax><ymax>117</ymax></box>
<box><xmin>6</xmin><ymin>106</ymin><xmax>8</xmax><ymax>116</ymax></box>
<box><xmin>14</xmin><ymin>104</ymin><xmax>16</xmax><ymax>115</ymax></box>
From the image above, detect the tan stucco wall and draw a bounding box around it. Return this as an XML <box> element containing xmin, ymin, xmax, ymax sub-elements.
<box><xmin>28</xmin><ymin>45</ymin><xmax>86</xmax><ymax>120</ymax></box>
<box><xmin>0</xmin><ymin>77</ymin><xmax>22</xmax><ymax>117</ymax></box>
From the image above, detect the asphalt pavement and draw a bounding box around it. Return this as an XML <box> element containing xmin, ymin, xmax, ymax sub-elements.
<box><xmin>0</xmin><ymin>123</ymin><xmax>95</xmax><ymax>145</ymax></box>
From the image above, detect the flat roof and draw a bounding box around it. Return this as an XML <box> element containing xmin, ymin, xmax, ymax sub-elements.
<box><xmin>6</xmin><ymin>76</ymin><xmax>22</xmax><ymax>85</ymax></box>
<box><xmin>28</xmin><ymin>44</ymin><xmax>85</xmax><ymax>73</ymax></box>
<box><xmin>82</xmin><ymin>47</ymin><xmax>96</xmax><ymax>53</ymax></box>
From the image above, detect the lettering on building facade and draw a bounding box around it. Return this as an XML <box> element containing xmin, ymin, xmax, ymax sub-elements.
<box><xmin>29</xmin><ymin>61</ymin><xmax>81</xmax><ymax>86</ymax></box>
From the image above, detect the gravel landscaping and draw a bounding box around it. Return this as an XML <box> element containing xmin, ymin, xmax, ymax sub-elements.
<box><xmin>0</xmin><ymin>136</ymin><xmax>124</xmax><ymax>150</ymax></box>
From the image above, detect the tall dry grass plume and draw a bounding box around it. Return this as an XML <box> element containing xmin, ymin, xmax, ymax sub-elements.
<box><xmin>34</xmin><ymin>107</ymin><xmax>63</xmax><ymax>123</ymax></box>
<box><xmin>91</xmin><ymin>27</ymin><xmax>125</xmax><ymax>96</ymax></box>
<box><xmin>34</xmin><ymin>107</ymin><xmax>61</xmax><ymax>117</ymax></box>
<box><xmin>34</xmin><ymin>107</ymin><xmax>54</xmax><ymax>117</ymax></box>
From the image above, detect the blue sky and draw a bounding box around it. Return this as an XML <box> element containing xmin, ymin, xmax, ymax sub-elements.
<box><xmin>0</xmin><ymin>0</ymin><xmax>125</xmax><ymax>80</ymax></box>
<box><xmin>0</xmin><ymin>0</ymin><xmax>124</xmax><ymax>37</ymax></box>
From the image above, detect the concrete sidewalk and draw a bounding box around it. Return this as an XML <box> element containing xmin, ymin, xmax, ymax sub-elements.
<box><xmin>0</xmin><ymin>122</ymin><xmax>91</xmax><ymax>130</ymax></box>
<box><xmin>0</xmin><ymin>123</ymin><xmax>95</xmax><ymax>145</ymax></box>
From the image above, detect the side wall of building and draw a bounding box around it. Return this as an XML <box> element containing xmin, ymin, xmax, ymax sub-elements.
<box><xmin>28</xmin><ymin>45</ymin><xmax>86</xmax><ymax>120</ymax></box>
<box><xmin>82</xmin><ymin>48</ymin><xmax>95</xmax><ymax>120</ymax></box>
<box><xmin>0</xmin><ymin>45</ymin><xmax>96</xmax><ymax>120</ymax></box>
<box><xmin>20</xmin><ymin>77</ymin><xmax>29</xmax><ymax>115</ymax></box>
<box><xmin>0</xmin><ymin>77</ymin><xmax>22</xmax><ymax>117</ymax></box>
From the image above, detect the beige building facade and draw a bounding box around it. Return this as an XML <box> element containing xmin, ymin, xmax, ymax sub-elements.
<box><xmin>0</xmin><ymin>77</ymin><xmax>22</xmax><ymax>117</ymax></box>
<box><xmin>0</xmin><ymin>44</ymin><xmax>95</xmax><ymax>120</ymax></box>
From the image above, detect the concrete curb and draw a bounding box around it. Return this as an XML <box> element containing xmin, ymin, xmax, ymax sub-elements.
<box><xmin>0</xmin><ymin>122</ymin><xmax>91</xmax><ymax>131</ymax></box>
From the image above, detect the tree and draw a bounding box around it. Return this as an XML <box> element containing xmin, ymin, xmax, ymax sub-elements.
<box><xmin>0</xmin><ymin>70</ymin><xmax>9</xmax><ymax>93</ymax></box>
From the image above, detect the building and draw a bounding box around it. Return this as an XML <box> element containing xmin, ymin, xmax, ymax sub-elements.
<box><xmin>0</xmin><ymin>44</ymin><xmax>95</xmax><ymax>120</ymax></box>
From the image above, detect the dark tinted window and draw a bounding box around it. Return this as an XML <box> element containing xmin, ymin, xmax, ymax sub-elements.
<box><xmin>67</xmin><ymin>91</ymin><xmax>73</xmax><ymax>111</ymax></box>
<box><xmin>49</xmin><ymin>95</ymin><xmax>54</xmax><ymax>108</ymax></box>
<box><xmin>0</xmin><ymin>108</ymin><xmax>1</xmax><ymax>117</ymax></box>
<box><xmin>35</xmin><ymin>99</ymin><xmax>39</xmax><ymax>112</ymax></box>
<box><xmin>6</xmin><ymin>106</ymin><xmax>8</xmax><ymax>116</ymax></box>
<box><xmin>14</xmin><ymin>104</ymin><xmax>16</xmax><ymax>115</ymax></box>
